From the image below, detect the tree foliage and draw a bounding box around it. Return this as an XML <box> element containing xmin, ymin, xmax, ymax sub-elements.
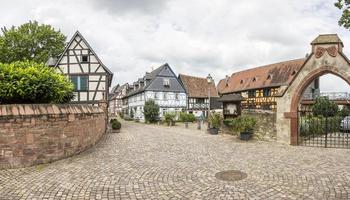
<box><xmin>0</xmin><ymin>61</ymin><xmax>74</xmax><ymax>104</ymax></box>
<box><xmin>335</xmin><ymin>0</ymin><xmax>350</xmax><ymax>30</ymax></box>
<box><xmin>0</xmin><ymin>21</ymin><xmax>66</xmax><ymax>64</ymax></box>
<box><xmin>143</xmin><ymin>100</ymin><xmax>160</xmax><ymax>123</ymax></box>
<box><xmin>313</xmin><ymin>96</ymin><xmax>339</xmax><ymax>117</ymax></box>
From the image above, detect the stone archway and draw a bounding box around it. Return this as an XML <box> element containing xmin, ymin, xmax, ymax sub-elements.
<box><xmin>276</xmin><ymin>34</ymin><xmax>350</xmax><ymax>145</ymax></box>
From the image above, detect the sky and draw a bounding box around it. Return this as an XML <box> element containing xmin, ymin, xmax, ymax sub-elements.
<box><xmin>1</xmin><ymin>0</ymin><xmax>350</xmax><ymax>92</ymax></box>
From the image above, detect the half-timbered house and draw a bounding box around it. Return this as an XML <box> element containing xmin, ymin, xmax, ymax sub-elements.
<box><xmin>109</xmin><ymin>83</ymin><xmax>128</xmax><ymax>116</ymax></box>
<box><xmin>217</xmin><ymin>58</ymin><xmax>319</xmax><ymax>111</ymax></box>
<box><xmin>123</xmin><ymin>63</ymin><xmax>187</xmax><ymax>121</ymax></box>
<box><xmin>48</xmin><ymin>31</ymin><xmax>113</xmax><ymax>104</ymax></box>
<box><xmin>178</xmin><ymin>74</ymin><xmax>220</xmax><ymax>117</ymax></box>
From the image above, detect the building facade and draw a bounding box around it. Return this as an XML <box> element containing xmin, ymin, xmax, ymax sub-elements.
<box><xmin>123</xmin><ymin>64</ymin><xmax>187</xmax><ymax>121</ymax></box>
<box><xmin>48</xmin><ymin>31</ymin><xmax>113</xmax><ymax>104</ymax></box>
<box><xmin>109</xmin><ymin>83</ymin><xmax>128</xmax><ymax>116</ymax></box>
<box><xmin>178</xmin><ymin>74</ymin><xmax>220</xmax><ymax>117</ymax></box>
<box><xmin>217</xmin><ymin>59</ymin><xmax>320</xmax><ymax>111</ymax></box>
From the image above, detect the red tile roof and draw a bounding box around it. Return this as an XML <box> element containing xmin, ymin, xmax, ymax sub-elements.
<box><xmin>217</xmin><ymin>58</ymin><xmax>306</xmax><ymax>95</ymax></box>
<box><xmin>179</xmin><ymin>74</ymin><xmax>219</xmax><ymax>98</ymax></box>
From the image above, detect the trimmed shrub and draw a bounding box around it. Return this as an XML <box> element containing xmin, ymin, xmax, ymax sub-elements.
<box><xmin>0</xmin><ymin>61</ymin><xmax>74</xmax><ymax>104</ymax></box>
<box><xmin>143</xmin><ymin>100</ymin><xmax>159</xmax><ymax>123</ymax></box>
<box><xmin>165</xmin><ymin>112</ymin><xmax>176</xmax><ymax>125</ymax></box>
<box><xmin>111</xmin><ymin>120</ymin><xmax>121</xmax><ymax>130</ymax></box>
<box><xmin>179</xmin><ymin>112</ymin><xmax>196</xmax><ymax>122</ymax></box>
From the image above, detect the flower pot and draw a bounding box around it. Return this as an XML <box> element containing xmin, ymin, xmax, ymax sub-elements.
<box><xmin>111</xmin><ymin>129</ymin><xmax>120</xmax><ymax>133</ymax></box>
<box><xmin>208</xmin><ymin>127</ymin><xmax>219</xmax><ymax>135</ymax></box>
<box><xmin>240</xmin><ymin>131</ymin><xmax>253</xmax><ymax>140</ymax></box>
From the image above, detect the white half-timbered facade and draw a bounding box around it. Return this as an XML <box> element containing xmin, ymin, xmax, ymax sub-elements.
<box><xmin>123</xmin><ymin>64</ymin><xmax>187</xmax><ymax>121</ymax></box>
<box><xmin>49</xmin><ymin>31</ymin><xmax>113</xmax><ymax>104</ymax></box>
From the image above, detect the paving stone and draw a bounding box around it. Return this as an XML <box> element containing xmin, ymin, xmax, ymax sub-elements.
<box><xmin>0</xmin><ymin>121</ymin><xmax>349</xmax><ymax>199</ymax></box>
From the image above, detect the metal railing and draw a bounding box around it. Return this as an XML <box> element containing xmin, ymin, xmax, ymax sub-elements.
<box><xmin>303</xmin><ymin>92</ymin><xmax>350</xmax><ymax>101</ymax></box>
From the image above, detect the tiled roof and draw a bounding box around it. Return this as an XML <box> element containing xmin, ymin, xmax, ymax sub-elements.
<box><xmin>218</xmin><ymin>94</ymin><xmax>244</xmax><ymax>102</ymax></box>
<box><xmin>217</xmin><ymin>58</ymin><xmax>306</xmax><ymax>95</ymax></box>
<box><xmin>179</xmin><ymin>74</ymin><xmax>219</xmax><ymax>98</ymax></box>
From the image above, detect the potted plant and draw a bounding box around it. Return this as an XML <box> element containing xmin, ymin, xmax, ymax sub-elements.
<box><xmin>164</xmin><ymin>112</ymin><xmax>176</xmax><ymax>126</ymax></box>
<box><xmin>111</xmin><ymin>119</ymin><xmax>121</xmax><ymax>133</ymax></box>
<box><xmin>232</xmin><ymin>116</ymin><xmax>257</xmax><ymax>140</ymax></box>
<box><xmin>208</xmin><ymin>113</ymin><xmax>222</xmax><ymax>134</ymax></box>
<box><xmin>180</xmin><ymin>112</ymin><xmax>195</xmax><ymax>128</ymax></box>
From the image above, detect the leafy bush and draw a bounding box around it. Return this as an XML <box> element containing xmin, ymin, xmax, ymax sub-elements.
<box><xmin>179</xmin><ymin>112</ymin><xmax>196</xmax><ymax>122</ymax></box>
<box><xmin>339</xmin><ymin>106</ymin><xmax>350</xmax><ymax>117</ymax></box>
<box><xmin>143</xmin><ymin>100</ymin><xmax>159</xmax><ymax>123</ymax></box>
<box><xmin>209</xmin><ymin>112</ymin><xmax>222</xmax><ymax>129</ymax></box>
<box><xmin>165</xmin><ymin>112</ymin><xmax>177</xmax><ymax>125</ymax></box>
<box><xmin>111</xmin><ymin>119</ymin><xmax>121</xmax><ymax>130</ymax></box>
<box><xmin>231</xmin><ymin>116</ymin><xmax>257</xmax><ymax>133</ymax></box>
<box><xmin>299</xmin><ymin>116</ymin><xmax>341</xmax><ymax>137</ymax></box>
<box><xmin>313</xmin><ymin>96</ymin><xmax>338</xmax><ymax>117</ymax></box>
<box><xmin>0</xmin><ymin>61</ymin><xmax>74</xmax><ymax>104</ymax></box>
<box><xmin>223</xmin><ymin>119</ymin><xmax>234</xmax><ymax>127</ymax></box>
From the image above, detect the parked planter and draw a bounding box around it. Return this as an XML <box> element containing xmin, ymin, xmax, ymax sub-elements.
<box><xmin>240</xmin><ymin>131</ymin><xmax>253</xmax><ymax>140</ymax></box>
<box><xmin>208</xmin><ymin>127</ymin><xmax>219</xmax><ymax>135</ymax></box>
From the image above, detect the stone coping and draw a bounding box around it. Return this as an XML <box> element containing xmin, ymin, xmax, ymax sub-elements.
<box><xmin>0</xmin><ymin>104</ymin><xmax>104</xmax><ymax>117</ymax></box>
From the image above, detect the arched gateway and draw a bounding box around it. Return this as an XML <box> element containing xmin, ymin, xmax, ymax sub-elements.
<box><xmin>276</xmin><ymin>34</ymin><xmax>350</xmax><ymax>146</ymax></box>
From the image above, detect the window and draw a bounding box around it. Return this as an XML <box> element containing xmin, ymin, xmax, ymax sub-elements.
<box><xmin>70</xmin><ymin>76</ymin><xmax>88</xmax><ymax>91</ymax></box>
<box><xmin>175</xmin><ymin>93</ymin><xmax>179</xmax><ymax>100</ymax></box>
<box><xmin>240</xmin><ymin>80</ymin><xmax>244</xmax><ymax>84</ymax></box>
<box><xmin>263</xmin><ymin>89</ymin><xmax>271</xmax><ymax>97</ymax></box>
<box><xmin>81</xmin><ymin>55</ymin><xmax>89</xmax><ymax>63</ymax></box>
<box><xmin>248</xmin><ymin>90</ymin><xmax>256</xmax><ymax>98</ymax></box>
<box><xmin>163</xmin><ymin>78</ymin><xmax>170</xmax><ymax>87</ymax></box>
<box><xmin>163</xmin><ymin>93</ymin><xmax>167</xmax><ymax>100</ymax></box>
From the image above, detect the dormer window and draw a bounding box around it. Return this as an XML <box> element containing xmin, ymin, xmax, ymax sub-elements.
<box><xmin>81</xmin><ymin>55</ymin><xmax>89</xmax><ymax>63</ymax></box>
<box><xmin>240</xmin><ymin>80</ymin><xmax>244</xmax><ymax>84</ymax></box>
<box><xmin>267</xmin><ymin>74</ymin><xmax>272</xmax><ymax>80</ymax></box>
<box><xmin>163</xmin><ymin>78</ymin><xmax>170</xmax><ymax>87</ymax></box>
<box><xmin>252</xmin><ymin>77</ymin><xmax>257</xmax><ymax>82</ymax></box>
<box><xmin>291</xmin><ymin>70</ymin><xmax>297</xmax><ymax>76</ymax></box>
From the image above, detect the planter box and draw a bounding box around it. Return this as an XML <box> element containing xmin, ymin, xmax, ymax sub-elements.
<box><xmin>240</xmin><ymin>132</ymin><xmax>253</xmax><ymax>140</ymax></box>
<box><xmin>208</xmin><ymin>128</ymin><xmax>219</xmax><ymax>135</ymax></box>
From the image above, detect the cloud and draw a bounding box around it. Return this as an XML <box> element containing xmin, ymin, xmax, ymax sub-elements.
<box><xmin>0</xmin><ymin>0</ymin><xmax>349</xmax><ymax>92</ymax></box>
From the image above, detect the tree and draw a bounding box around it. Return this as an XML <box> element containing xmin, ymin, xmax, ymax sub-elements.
<box><xmin>0</xmin><ymin>21</ymin><xmax>66</xmax><ymax>64</ymax></box>
<box><xmin>0</xmin><ymin>61</ymin><xmax>74</xmax><ymax>104</ymax></box>
<box><xmin>335</xmin><ymin>0</ymin><xmax>350</xmax><ymax>30</ymax></box>
<box><xmin>313</xmin><ymin>97</ymin><xmax>339</xmax><ymax>117</ymax></box>
<box><xmin>143</xmin><ymin>100</ymin><xmax>160</xmax><ymax>123</ymax></box>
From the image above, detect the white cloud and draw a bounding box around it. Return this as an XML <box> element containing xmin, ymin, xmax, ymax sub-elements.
<box><xmin>0</xmin><ymin>0</ymin><xmax>350</xmax><ymax>91</ymax></box>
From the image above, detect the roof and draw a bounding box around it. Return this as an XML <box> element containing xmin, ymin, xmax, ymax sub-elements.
<box><xmin>311</xmin><ymin>34</ymin><xmax>343</xmax><ymax>46</ymax></box>
<box><xmin>179</xmin><ymin>74</ymin><xmax>219</xmax><ymax>98</ymax></box>
<box><xmin>218</xmin><ymin>94</ymin><xmax>244</xmax><ymax>102</ymax></box>
<box><xmin>54</xmin><ymin>31</ymin><xmax>114</xmax><ymax>86</ymax></box>
<box><xmin>217</xmin><ymin>58</ymin><xmax>306</xmax><ymax>95</ymax></box>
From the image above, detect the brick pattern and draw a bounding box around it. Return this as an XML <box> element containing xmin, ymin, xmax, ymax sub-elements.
<box><xmin>0</xmin><ymin>104</ymin><xmax>106</xmax><ymax>169</ymax></box>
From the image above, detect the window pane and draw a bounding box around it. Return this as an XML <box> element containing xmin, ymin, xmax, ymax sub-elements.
<box><xmin>70</xmin><ymin>76</ymin><xmax>78</xmax><ymax>90</ymax></box>
<box><xmin>80</xmin><ymin>76</ymin><xmax>88</xmax><ymax>91</ymax></box>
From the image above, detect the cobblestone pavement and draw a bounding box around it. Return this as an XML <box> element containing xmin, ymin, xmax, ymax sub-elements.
<box><xmin>1</xmin><ymin>121</ymin><xmax>350</xmax><ymax>200</ymax></box>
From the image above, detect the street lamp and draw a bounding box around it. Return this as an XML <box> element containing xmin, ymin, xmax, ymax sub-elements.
<box><xmin>207</xmin><ymin>73</ymin><xmax>213</xmax><ymax>120</ymax></box>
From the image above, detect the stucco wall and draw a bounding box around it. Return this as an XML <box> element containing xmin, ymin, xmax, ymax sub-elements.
<box><xmin>0</xmin><ymin>104</ymin><xmax>106</xmax><ymax>169</ymax></box>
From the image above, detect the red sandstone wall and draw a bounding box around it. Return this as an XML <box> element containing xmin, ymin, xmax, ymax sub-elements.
<box><xmin>0</xmin><ymin>104</ymin><xmax>106</xmax><ymax>169</ymax></box>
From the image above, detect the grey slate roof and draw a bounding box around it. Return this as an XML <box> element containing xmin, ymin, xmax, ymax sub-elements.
<box><xmin>125</xmin><ymin>63</ymin><xmax>186</xmax><ymax>98</ymax></box>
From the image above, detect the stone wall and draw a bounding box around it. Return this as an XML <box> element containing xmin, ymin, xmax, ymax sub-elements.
<box><xmin>0</xmin><ymin>104</ymin><xmax>106</xmax><ymax>169</ymax></box>
<box><xmin>242</xmin><ymin>109</ymin><xmax>276</xmax><ymax>141</ymax></box>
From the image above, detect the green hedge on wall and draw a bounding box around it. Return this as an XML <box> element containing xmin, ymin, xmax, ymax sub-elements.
<box><xmin>0</xmin><ymin>61</ymin><xmax>74</xmax><ymax>104</ymax></box>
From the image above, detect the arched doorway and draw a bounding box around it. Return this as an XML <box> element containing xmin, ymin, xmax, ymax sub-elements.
<box><xmin>276</xmin><ymin>34</ymin><xmax>350</xmax><ymax>148</ymax></box>
<box><xmin>290</xmin><ymin>71</ymin><xmax>350</xmax><ymax>148</ymax></box>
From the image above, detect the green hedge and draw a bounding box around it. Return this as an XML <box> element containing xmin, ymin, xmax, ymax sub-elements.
<box><xmin>0</xmin><ymin>61</ymin><xmax>74</xmax><ymax>104</ymax></box>
<box><xmin>299</xmin><ymin>116</ymin><xmax>342</xmax><ymax>137</ymax></box>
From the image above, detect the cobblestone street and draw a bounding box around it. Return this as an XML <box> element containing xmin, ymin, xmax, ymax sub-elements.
<box><xmin>1</xmin><ymin>121</ymin><xmax>350</xmax><ymax>199</ymax></box>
